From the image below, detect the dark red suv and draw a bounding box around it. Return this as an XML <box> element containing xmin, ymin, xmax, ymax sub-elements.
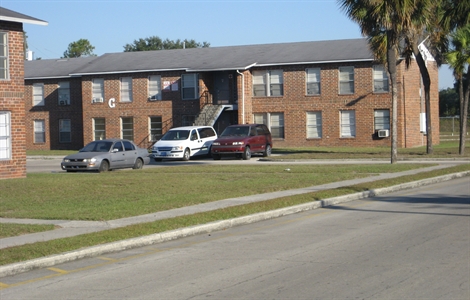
<box><xmin>211</xmin><ymin>124</ymin><xmax>273</xmax><ymax>160</ymax></box>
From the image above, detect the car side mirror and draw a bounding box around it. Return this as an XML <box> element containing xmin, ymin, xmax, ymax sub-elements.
<box><xmin>112</xmin><ymin>148</ymin><xmax>119</xmax><ymax>153</ymax></box>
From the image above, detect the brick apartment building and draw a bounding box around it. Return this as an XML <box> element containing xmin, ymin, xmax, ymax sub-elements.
<box><xmin>24</xmin><ymin>38</ymin><xmax>439</xmax><ymax>151</ymax></box>
<box><xmin>0</xmin><ymin>7</ymin><xmax>47</xmax><ymax>179</ymax></box>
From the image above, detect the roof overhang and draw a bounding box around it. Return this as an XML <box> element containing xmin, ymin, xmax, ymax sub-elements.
<box><xmin>70</xmin><ymin>68</ymin><xmax>188</xmax><ymax>76</ymax></box>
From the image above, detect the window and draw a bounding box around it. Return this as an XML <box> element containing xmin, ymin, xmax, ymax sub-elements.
<box><xmin>34</xmin><ymin>120</ymin><xmax>45</xmax><ymax>143</ymax></box>
<box><xmin>149</xmin><ymin>116</ymin><xmax>162</xmax><ymax>141</ymax></box>
<box><xmin>182</xmin><ymin>115</ymin><xmax>195</xmax><ymax>126</ymax></box>
<box><xmin>182</xmin><ymin>74</ymin><xmax>198</xmax><ymax>100</ymax></box>
<box><xmin>306</xmin><ymin>68</ymin><xmax>321</xmax><ymax>95</ymax></box>
<box><xmin>148</xmin><ymin>75</ymin><xmax>162</xmax><ymax>101</ymax></box>
<box><xmin>93</xmin><ymin>118</ymin><xmax>105</xmax><ymax>140</ymax></box>
<box><xmin>120</xmin><ymin>77</ymin><xmax>133</xmax><ymax>102</ymax></box>
<box><xmin>59</xmin><ymin>119</ymin><xmax>71</xmax><ymax>143</ymax></box>
<box><xmin>339</xmin><ymin>66</ymin><xmax>354</xmax><ymax>94</ymax></box>
<box><xmin>92</xmin><ymin>78</ymin><xmax>104</xmax><ymax>102</ymax></box>
<box><xmin>58</xmin><ymin>81</ymin><xmax>70</xmax><ymax>105</ymax></box>
<box><xmin>373</xmin><ymin>65</ymin><xmax>389</xmax><ymax>93</ymax></box>
<box><xmin>340</xmin><ymin>110</ymin><xmax>356</xmax><ymax>137</ymax></box>
<box><xmin>252</xmin><ymin>70</ymin><xmax>284</xmax><ymax>97</ymax></box>
<box><xmin>254</xmin><ymin>112</ymin><xmax>285</xmax><ymax>139</ymax></box>
<box><xmin>374</xmin><ymin>109</ymin><xmax>390</xmax><ymax>130</ymax></box>
<box><xmin>123</xmin><ymin>140</ymin><xmax>135</xmax><ymax>151</ymax></box>
<box><xmin>0</xmin><ymin>111</ymin><xmax>11</xmax><ymax>159</ymax></box>
<box><xmin>307</xmin><ymin>111</ymin><xmax>322</xmax><ymax>138</ymax></box>
<box><xmin>121</xmin><ymin>117</ymin><xmax>134</xmax><ymax>140</ymax></box>
<box><xmin>33</xmin><ymin>83</ymin><xmax>45</xmax><ymax>106</ymax></box>
<box><xmin>0</xmin><ymin>32</ymin><xmax>8</xmax><ymax>80</ymax></box>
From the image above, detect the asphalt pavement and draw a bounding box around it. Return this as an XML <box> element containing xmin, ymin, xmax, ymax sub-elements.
<box><xmin>0</xmin><ymin>158</ymin><xmax>469</xmax><ymax>277</ymax></box>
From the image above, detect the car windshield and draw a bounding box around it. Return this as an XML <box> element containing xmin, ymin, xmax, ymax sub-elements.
<box><xmin>79</xmin><ymin>141</ymin><xmax>113</xmax><ymax>152</ymax></box>
<box><xmin>161</xmin><ymin>130</ymin><xmax>190</xmax><ymax>141</ymax></box>
<box><xmin>220</xmin><ymin>126</ymin><xmax>249</xmax><ymax>137</ymax></box>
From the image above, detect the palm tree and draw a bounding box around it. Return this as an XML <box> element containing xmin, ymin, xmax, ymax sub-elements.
<box><xmin>445</xmin><ymin>25</ymin><xmax>470</xmax><ymax>155</ymax></box>
<box><xmin>338</xmin><ymin>0</ymin><xmax>416</xmax><ymax>163</ymax></box>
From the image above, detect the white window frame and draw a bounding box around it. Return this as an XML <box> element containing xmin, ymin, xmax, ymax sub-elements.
<box><xmin>253</xmin><ymin>112</ymin><xmax>285</xmax><ymax>139</ymax></box>
<box><xmin>59</xmin><ymin>119</ymin><xmax>71</xmax><ymax>143</ymax></box>
<box><xmin>181</xmin><ymin>74</ymin><xmax>198</xmax><ymax>100</ymax></box>
<box><xmin>340</xmin><ymin>110</ymin><xmax>356</xmax><ymax>138</ymax></box>
<box><xmin>149</xmin><ymin>116</ymin><xmax>162</xmax><ymax>141</ymax></box>
<box><xmin>121</xmin><ymin>117</ymin><xmax>134</xmax><ymax>141</ymax></box>
<box><xmin>0</xmin><ymin>111</ymin><xmax>11</xmax><ymax>159</ymax></box>
<box><xmin>374</xmin><ymin>109</ymin><xmax>390</xmax><ymax>130</ymax></box>
<box><xmin>93</xmin><ymin>118</ymin><xmax>106</xmax><ymax>140</ymax></box>
<box><xmin>148</xmin><ymin>75</ymin><xmax>162</xmax><ymax>101</ymax></box>
<box><xmin>33</xmin><ymin>83</ymin><xmax>45</xmax><ymax>106</ymax></box>
<box><xmin>120</xmin><ymin>77</ymin><xmax>133</xmax><ymax>102</ymax></box>
<box><xmin>58</xmin><ymin>81</ymin><xmax>70</xmax><ymax>105</ymax></box>
<box><xmin>92</xmin><ymin>78</ymin><xmax>104</xmax><ymax>103</ymax></box>
<box><xmin>373</xmin><ymin>65</ymin><xmax>389</xmax><ymax>93</ymax></box>
<box><xmin>306</xmin><ymin>68</ymin><xmax>321</xmax><ymax>95</ymax></box>
<box><xmin>34</xmin><ymin>120</ymin><xmax>46</xmax><ymax>143</ymax></box>
<box><xmin>252</xmin><ymin>70</ymin><xmax>284</xmax><ymax>97</ymax></box>
<box><xmin>0</xmin><ymin>32</ymin><xmax>9</xmax><ymax>80</ymax></box>
<box><xmin>339</xmin><ymin>66</ymin><xmax>354</xmax><ymax>94</ymax></box>
<box><xmin>306</xmin><ymin>111</ymin><xmax>322</xmax><ymax>138</ymax></box>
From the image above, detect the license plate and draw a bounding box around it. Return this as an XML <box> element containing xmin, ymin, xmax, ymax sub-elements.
<box><xmin>160</xmin><ymin>152</ymin><xmax>167</xmax><ymax>156</ymax></box>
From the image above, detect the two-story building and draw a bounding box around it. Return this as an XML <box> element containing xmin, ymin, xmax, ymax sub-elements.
<box><xmin>0</xmin><ymin>6</ymin><xmax>47</xmax><ymax>179</ymax></box>
<box><xmin>24</xmin><ymin>38</ymin><xmax>439</xmax><ymax>151</ymax></box>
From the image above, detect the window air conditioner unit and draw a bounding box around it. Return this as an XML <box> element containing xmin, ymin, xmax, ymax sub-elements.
<box><xmin>148</xmin><ymin>95</ymin><xmax>160</xmax><ymax>101</ymax></box>
<box><xmin>377</xmin><ymin>129</ymin><xmax>390</xmax><ymax>138</ymax></box>
<box><xmin>92</xmin><ymin>97</ymin><xmax>103</xmax><ymax>103</ymax></box>
<box><xmin>59</xmin><ymin>100</ymin><xmax>66</xmax><ymax>106</ymax></box>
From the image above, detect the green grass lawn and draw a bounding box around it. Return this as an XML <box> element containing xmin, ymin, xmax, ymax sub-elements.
<box><xmin>1</xmin><ymin>163</ymin><xmax>469</xmax><ymax>266</ymax></box>
<box><xmin>1</xmin><ymin>164</ymin><xmax>433</xmax><ymax>221</ymax></box>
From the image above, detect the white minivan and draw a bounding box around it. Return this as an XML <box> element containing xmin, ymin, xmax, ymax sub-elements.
<box><xmin>151</xmin><ymin>126</ymin><xmax>218</xmax><ymax>161</ymax></box>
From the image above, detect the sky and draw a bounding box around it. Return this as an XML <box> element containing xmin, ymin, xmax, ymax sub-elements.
<box><xmin>3</xmin><ymin>0</ymin><xmax>455</xmax><ymax>90</ymax></box>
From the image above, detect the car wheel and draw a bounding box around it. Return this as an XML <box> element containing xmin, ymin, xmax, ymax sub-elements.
<box><xmin>182</xmin><ymin>148</ymin><xmax>190</xmax><ymax>161</ymax></box>
<box><xmin>212</xmin><ymin>154</ymin><xmax>221</xmax><ymax>160</ymax></box>
<box><xmin>242</xmin><ymin>146</ymin><xmax>251</xmax><ymax>160</ymax></box>
<box><xmin>154</xmin><ymin>158</ymin><xmax>162</xmax><ymax>162</ymax></box>
<box><xmin>263</xmin><ymin>144</ymin><xmax>272</xmax><ymax>157</ymax></box>
<box><xmin>99</xmin><ymin>160</ymin><xmax>109</xmax><ymax>173</ymax></box>
<box><xmin>133</xmin><ymin>158</ymin><xmax>143</xmax><ymax>169</ymax></box>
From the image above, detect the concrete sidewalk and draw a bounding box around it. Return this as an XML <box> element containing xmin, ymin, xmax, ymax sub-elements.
<box><xmin>0</xmin><ymin>162</ymin><xmax>469</xmax><ymax>277</ymax></box>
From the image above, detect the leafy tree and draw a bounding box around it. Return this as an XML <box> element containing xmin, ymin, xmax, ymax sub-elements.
<box><xmin>62</xmin><ymin>39</ymin><xmax>96</xmax><ymax>58</ymax></box>
<box><xmin>445</xmin><ymin>25</ymin><xmax>470</xmax><ymax>155</ymax></box>
<box><xmin>338</xmin><ymin>0</ymin><xmax>416</xmax><ymax>163</ymax></box>
<box><xmin>439</xmin><ymin>88</ymin><xmax>459</xmax><ymax>116</ymax></box>
<box><xmin>123</xmin><ymin>36</ymin><xmax>210</xmax><ymax>52</ymax></box>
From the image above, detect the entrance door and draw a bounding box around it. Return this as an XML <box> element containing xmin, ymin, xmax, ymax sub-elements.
<box><xmin>213</xmin><ymin>72</ymin><xmax>231</xmax><ymax>104</ymax></box>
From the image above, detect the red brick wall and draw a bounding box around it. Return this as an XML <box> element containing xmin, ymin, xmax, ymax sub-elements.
<box><xmin>81</xmin><ymin>71</ymin><xmax>205</xmax><ymax>149</ymax></box>
<box><xmin>24</xmin><ymin>77</ymin><xmax>84</xmax><ymax>150</ymax></box>
<box><xmin>236</xmin><ymin>60</ymin><xmax>438</xmax><ymax>148</ymax></box>
<box><xmin>0</xmin><ymin>21</ymin><xmax>26</xmax><ymax>179</ymax></box>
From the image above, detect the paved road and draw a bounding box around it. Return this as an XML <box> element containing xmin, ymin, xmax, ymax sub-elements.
<box><xmin>1</xmin><ymin>177</ymin><xmax>468</xmax><ymax>299</ymax></box>
<box><xmin>26</xmin><ymin>155</ymin><xmax>470</xmax><ymax>173</ymax></box>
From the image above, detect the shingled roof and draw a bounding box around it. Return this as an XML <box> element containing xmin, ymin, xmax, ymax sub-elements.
<box><xmin>25</xmin><ymin>38</ymin><xmax>375</xmax><ymax>78</ymax></box>
<box><xmin>0</xmin><ymin>6</ymin><xmax>47</xmax><ymax>25</ymax></box>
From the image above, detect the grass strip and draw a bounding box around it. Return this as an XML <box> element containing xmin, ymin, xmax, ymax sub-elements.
<box><xmin>1</xmin><ymin>163</ymin><xmax>468</xmax><ymax>266</ymax></box>
<box><xmin>0</xmin><ymin>224</ymin><xmax>56</xmax><ymax>239</ymax></box>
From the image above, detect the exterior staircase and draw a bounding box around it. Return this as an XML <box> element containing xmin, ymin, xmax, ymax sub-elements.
<box><xmin>194</xmin><ymin>104</ymin><xmax>232</xmax><ymax>126</ymax></box>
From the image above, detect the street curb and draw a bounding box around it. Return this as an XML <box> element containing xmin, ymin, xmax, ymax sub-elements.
<box><xmin>1</xmin><ymin>171</ymin><xmax>469</xmax><ymax>278</ymax></box>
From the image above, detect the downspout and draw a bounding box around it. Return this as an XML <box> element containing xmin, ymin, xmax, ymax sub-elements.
<box><xmin>237</xmin><ymin>70</ymin><xmax>245</xmax><ymax>124</ymax></box>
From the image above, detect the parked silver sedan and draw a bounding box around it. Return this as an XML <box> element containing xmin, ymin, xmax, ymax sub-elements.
<box><xmin>61</xmin><ymin>139</ymin><xmax>150</xmax><ymax>173</ymax></box>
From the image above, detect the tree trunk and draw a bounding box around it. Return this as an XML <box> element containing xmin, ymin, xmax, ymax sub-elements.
<box><xmin>411</xmin><ymin>43</ymin><xmax>433</xmax><ymax>154</ymax></box>
<box><xmin>459</xmin><ymin>74</ymin><xmax>469</xmax><ymax>155</ymax></box>
<box><xmin>387</xmin><ymin>37</ymin><xmax>398</xmax><ymax>164</ymax></box>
